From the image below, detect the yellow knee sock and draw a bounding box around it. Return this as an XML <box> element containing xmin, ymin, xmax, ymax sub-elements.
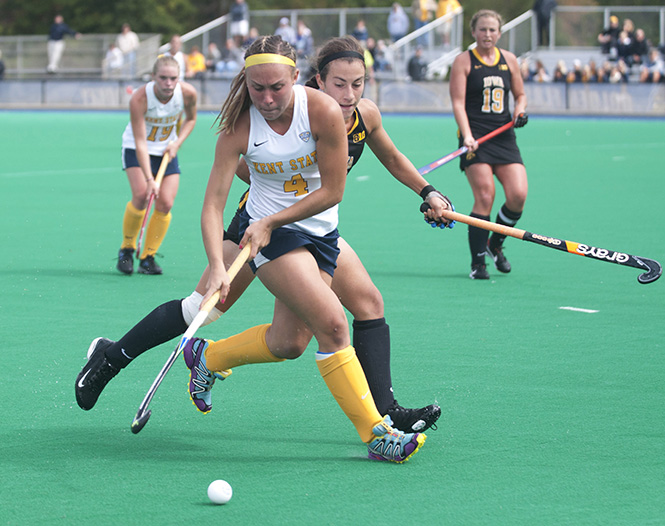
<box><xmin>121</xmin><ymin>201</ymin><xmax>146</xmax><ymax>250</ymax></box>
<box><xmin>316</xmin><ymin>346</ymin><xmax>384</xmax><ymax>443</ymax></box>
<box><xmin>140</xmin><ymin>210</ymin><xmax>171</xmax><ymax>258</ymax></box>
<box><xmin>205</xmin><ymin>324</ymin><xmax>284</xmax><ymax>372</ymax></box>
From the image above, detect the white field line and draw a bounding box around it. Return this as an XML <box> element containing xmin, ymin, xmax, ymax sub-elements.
<box><xmin>559</xmin><ymin>306</ymin><xmax>599</xmax><ymax>314</ymax></box>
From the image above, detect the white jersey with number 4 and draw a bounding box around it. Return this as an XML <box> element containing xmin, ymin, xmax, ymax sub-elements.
<box><xmin>245</xmin><ymin>84</ymin><xmax>337</xmax><ymax>237</ymax></box>
<box><xmin>121</xmin><ymin>81</ymin><xmax>183</xmax><ymax>156</ymax></box>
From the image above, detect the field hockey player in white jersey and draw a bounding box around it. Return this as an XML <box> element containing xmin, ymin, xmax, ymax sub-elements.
<box><xmin>75</xmin><ymin>38</ymin><xmax>453</xmax><ymax>445</ymax></box>
<box><xmin>182</xmin><ymin>35</ymin><xmax>425</xmax><ymax>462</ymax></box>
<box><xmin>117</xmin><ymin>54</ymin><xmax>197</xmax><ymax>275</ymax></box>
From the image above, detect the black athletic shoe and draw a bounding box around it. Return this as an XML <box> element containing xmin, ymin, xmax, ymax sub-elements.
<box><xmin>117</xmin><ymin>248</ymin><xmax>134</xmax><ymax>275</ymax></box>
<box><xmin>138</xmin><ymin>255</ymin><xmax>163</xmax><ymax>275</ymax></box>
<box><xmin>469</xmin><ymin>263</ymin><xmax>490</xmax><ymax>280</ymax></box>
<box><xmin>487</xmin><ymin>242</ymin><xmax>511</xmax><ymax>273</ymax></box>
<box><xmin>386</xmin><ymin>401</ymin><xmax>441</xmax><ymax>433</ymax></box>
<box><xmin>75</xmin><ymin>337</ymin><xmax>119</xmax><ymax>410</ymax></box>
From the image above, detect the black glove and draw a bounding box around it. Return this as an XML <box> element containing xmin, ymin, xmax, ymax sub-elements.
<box><xmin>514</xmin><ymin>112</ymin><xmax>528</xmax><ymax>128</ymax></box>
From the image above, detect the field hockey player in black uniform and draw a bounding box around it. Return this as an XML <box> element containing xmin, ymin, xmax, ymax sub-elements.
<box><xmin>450</xmin><ymin>9</ymin><xmax>529</xmax><ymax>279</ymax></box>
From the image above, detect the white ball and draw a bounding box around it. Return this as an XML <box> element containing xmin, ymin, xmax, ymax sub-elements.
<box><xmin>207</xmin><ymin>479</ymin><xmax>232</xmax><ymax>505</ymax></box>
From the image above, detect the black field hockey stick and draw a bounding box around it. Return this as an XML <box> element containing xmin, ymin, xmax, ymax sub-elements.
<box><xmin>418</xmin><ymin>121</ymin><xmax>515</xmax><ymax>176</ymax></box>
<box><xmin>136</xmin><ymin>151</ymin><xmax>170</xmax><ymax>259</ymax></box>
<box><xmin>420</xmin><ymin>206</ymin><xmax>662</xmax><ymax>284</ymax></box>
<box><xmin>131</xmin><ymin>243</ymin><xmax>252</xmax><ymax>434</ymax></box>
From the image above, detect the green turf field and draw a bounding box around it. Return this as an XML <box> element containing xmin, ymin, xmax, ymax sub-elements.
<box><xmin>1</xmin><ymin>110</ymin><xmax>664</xmax><ymax>525</ymax></box>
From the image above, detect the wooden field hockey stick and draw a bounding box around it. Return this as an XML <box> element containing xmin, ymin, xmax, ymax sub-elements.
<box><xmin>418</xmin><ymin>121</ymin><xmax>515</xmax><ymax>176</ymax></box>
<box><xmin>421</xmin><ymin>205</ymin><xmax>662</xmax><ymax>284</ymax></box>
<box><xmin>136</xmin><ymin>151</ymin><xmax>170</xmax><ymax>259</ymax></box>
<box><xmin>130</xmin><ymin>243</ymin><xmax>252</xmax><ymax>434</ymax></box>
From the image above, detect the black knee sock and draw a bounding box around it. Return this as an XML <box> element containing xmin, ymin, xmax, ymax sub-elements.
<box><xmin>104</xmin><ymin>300</ymin><xmax>189</xmax><ymax>369</ymax></box>
<box><xmin>468</xmin><ymin>212</ymin><xmax>490</xmax><ymax>265</ymax></box>
<box><xmin>490</xmin><ymin>204</ymin><xmax>522</xmax><ymax>249</ymax></box>
<box><xmin>352</xmin><ymin>317</ymin><xmax>394</xmax><ymax>415</ymax></box>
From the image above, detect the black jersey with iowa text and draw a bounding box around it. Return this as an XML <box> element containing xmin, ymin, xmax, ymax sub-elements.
<box><xmin>466</xmin><ymin>48</ymin><xmax>513</xmax><ymax>135</ymax></box>
<box><xmin>460</xmin><ymin>48</ymin><xmax>522</xmax><ymax>169</ymax></box>
<box><xmin>347</xmin><ymin>108</ymin><xmax>367</xmax><ymax>173</ymax></box>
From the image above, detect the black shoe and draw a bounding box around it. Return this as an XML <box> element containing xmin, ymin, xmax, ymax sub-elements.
<box><xmin>117</xmin><ymin>248</ymin><xmax>134</xmax><ymax>275</ymax></box>
<box><xmin>138</xmin><ymin>255</ymin><xmax>162</xmax><ymax>275</ymax></box>
<box><xmin>487</xmin><ymin>242</ymin><xmax>511</xmax><ymax>273</ymax></box>
<box><xmin>386</xmin><ymin>401</ymin><xmax>441</xmax><ymax>433</ymax></box>
<box><xmin>469</xmin><ymin>263</ymin><xmax>490</xmax><ymax>280</ymax></box>
<box><xmin>75</xmin><ymin>337</ymin><xmax>120</xmax><ymax>410</ymax></box>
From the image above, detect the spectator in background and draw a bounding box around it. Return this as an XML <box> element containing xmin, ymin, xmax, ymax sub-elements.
<box><xmin>532</xmin><ymin>59</ymin><xmax>551</xmax><ymax>82</ymax></box>
<box><xmin>116</xmin><ymin>23</ymin><xmax>140</xmax><ymax>77</ymax></box>
<box><xmin>608</xmin><ymin>58</ymin><xmax>629</xmax><ymax>83</ymax></box>
<box><xmin>165</xmin><ymin>34</ymin><xmax>186</xmax><ymax>80</ymax></box>
<box><xmin>533</xmin><ymin>0</ymin><xmax>557</xmax><ymax>46</ymax></box>
<box><xmin>205</xmin><ymin>42</ymin><xmax>222</xmax><ymax>72</ymax></box>
<box><xmin>552</xmin><ymin>59</ymin><xmax>567</xmax><ymax>82</ymax></box>
<box><xmin>566</xmin><ymin>59</ymin><xmax>584</xmax><ymax>82</ymax></box>
<box><xmin>586</xmin><ymin>59</ymin><xmax>599</xmax><ymax>82</ymax></box>
<box><xmin>243</xmin><ymin>27</ymin><xmax>259</xmax><ymax>48</ymax></box>
<box><xmin>295</xmin><ymin>20</ymin><xmax>314</xmax><ymax>61</ymax></box>
<box><xmin>622</xmin><ymin>18</ymin><xmax>635</xmax><ymax>40</ymax></box>
<box><xmin>412</xmin><ymin>0</ymin><xmax>437</xmax><ymax>47</ymax></box>
<box><xmin>598</xmin><ymin>15</ymin><xmax>620</xmax><ymax>58</ymax></box>
<box><xmin>103</xmin><ymin>42</ymin><xmax>124</xmax><ymax>78</ymax></box>
<box><xmin>352</xmin><ymin>19</ymin><xmax>369</xmax><ymax>44</ymax></box>
<box><xmin>596</xmin><ymin>60</ymin><xmax>613</xmax><ymax>82</ymax></box>
<box><xmin>0</xmin><ymin>50</ymin><xmax>5</xmax><ymax>80</ymax></box>
<box><xmin>519</xmin><ymin>57</ymin><xmax>533</xmax><ymax>82</ymax></box>
<box><xmin>47</xmin><ymin>14</ymin><xmax>81</xmax><ymax>73</ymax></box>
<box><xmin>628</xmin><ymin>28</ymin><xmax>649</xmax><ymax>68</ymax></box>
<box><xmin>435</xmin><ymin>0</ymin><xmax>461</xmax><ymax>47</ymax></box>
<box><xmin>275</xmin><ymin>17</ymin><xmax>296</xmax><ymax>45</ymax></box>
<box><xmin>229</xmin><ymin>0</ymin><xmax>250</xmax><ymax>48</ymax></box>
<box><xmin>295</xmin><ymin>20</ymin><xmax>314</xmax><ymax>80</ymax></box>
<box><xmin>185</xmin><ymin>45</ymin><xmax>206</xmax><ymax>79</ymax></box>
<box><xmin>373</xmin><ymin>39</ymin><xmax>393</xmax><ymax>72</ymax></box>
<box><xmin>617</xmin><ymin>30</ymin><xmax>633</xmax><ymax>65</ymax></box>
<box><xmin>387</xmin><ymin>2</ymin><xmax>410</xmax><ymax>43</ymax></box>
<box><xmin>215</xmin><ymin>38</ymin><xmax>243</xmax><ymax>75</ymax></box>
<box><xmin>639</xmin><ymin>48</ymin><xmax>664</xmax><ymax>83</ymax></box>
<box><xmin>408</xmin><ymin>45</ymin><xmax>428</xmax><ymax>80</ymax></box>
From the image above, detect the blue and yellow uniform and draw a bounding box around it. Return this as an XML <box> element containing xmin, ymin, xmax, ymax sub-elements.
<box><xmin>225</xmin><ymin>106</ymin><xmax>368</xmax><ymax>245</ymax></box>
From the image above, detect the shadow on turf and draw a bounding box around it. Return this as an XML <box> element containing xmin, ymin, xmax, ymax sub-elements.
<box><xmin>369</xmin><ymin>268</ymin><xmax>508</xmax><ymax>281</ymax></box>
<box><xmin>1</xmin><ymin>425</ymin><xmax>368</xmax><ymax>465</ymax></box>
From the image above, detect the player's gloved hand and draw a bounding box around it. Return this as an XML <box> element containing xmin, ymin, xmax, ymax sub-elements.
<box><xmin>419</xmin><ymin>185</ymin><xmax>455</xmax><ymax>229</ymax></box>
<box><xmin>514</xmin><ymin>112</ymin><xmax>528</xmax><ymax>128</ymax></box>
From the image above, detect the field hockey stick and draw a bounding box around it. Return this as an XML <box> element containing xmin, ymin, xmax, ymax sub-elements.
<box><xmin>130</xmin><ymin>243</ymin><xmax>252</xmax><ymax>434</ymax></box>
<box><xmin>421</xmin><ymin>205</ymin><xmax>662</xmax><ymax>284</ymax></box>
<box><xmin>136</xmin><ymin>151</ymin><xmax>170</xmax><ymax>259</ymax></box>
<box><xmin>418</xmin><ymin>121</ymin><xmax>515</xmax><ymax>176</ymax></box>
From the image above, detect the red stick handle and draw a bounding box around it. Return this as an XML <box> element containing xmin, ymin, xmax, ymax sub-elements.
<box><xmin>418</xmin><ymin>121</ymin><xmax>515</xmax><ymax>176</ymax></box>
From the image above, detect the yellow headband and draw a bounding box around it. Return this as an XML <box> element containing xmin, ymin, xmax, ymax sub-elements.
<box><xmin>245</xmin><ymin>53</ymin><xmax>296</xmax><ymax>69</ymax></box>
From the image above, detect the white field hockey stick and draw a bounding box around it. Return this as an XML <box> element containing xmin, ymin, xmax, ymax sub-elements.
<box><xmin>420</xmin><ymin>205</ymin><xmax>662</xmax><ymax>284</ymax></box>
<box><xmin>418</xmin><ymin>121</ymin><xmax>514</xmax><ymax>176</ymax></box>
<box><xmin>131</xmin><ymin>243</ymin><xmax>252</xmax><ymax>433</ymax></box>
<box><xmin>136</xmin><ymin>151</ymin><xmax>170</xmax><ymax>259</ymax></box>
